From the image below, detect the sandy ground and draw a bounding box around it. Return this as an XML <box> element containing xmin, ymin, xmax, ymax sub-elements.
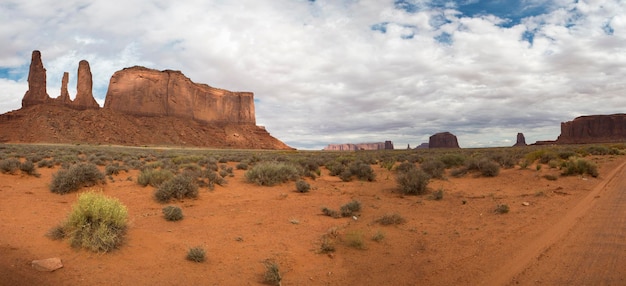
<box><xmin>0</xmin><ymin>154</ymin><xmax>625</xmax><ymax>285</ymax></box>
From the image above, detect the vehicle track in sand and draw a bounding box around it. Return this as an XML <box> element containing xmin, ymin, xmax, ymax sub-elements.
<box><xmin>483</xmin><ymin>160</ymin><xmax>626</xmax><ymax>285</ymax></box>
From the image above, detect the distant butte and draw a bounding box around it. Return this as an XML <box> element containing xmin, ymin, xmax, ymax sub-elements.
<box><xmin>0</xmin><ymin>50</ymin><xmax>293</xmax><ymax>149</ymax></box>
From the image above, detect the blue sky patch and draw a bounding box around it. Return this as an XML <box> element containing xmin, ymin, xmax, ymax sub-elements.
<box><xmin>0</xmin><ymin>67</ymin><xmax>26</xmax><ymax>81</ymax></box>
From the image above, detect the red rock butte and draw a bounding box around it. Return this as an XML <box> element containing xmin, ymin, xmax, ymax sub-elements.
<box><xmin>0</xmin><ymin>50</ymin><xmax>293</xmax><ymax>149</ymax></box>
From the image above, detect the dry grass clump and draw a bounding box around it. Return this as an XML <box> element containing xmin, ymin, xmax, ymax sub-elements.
<box><xmin>397</xmin><ymin>168</ymin><xmax>430</xmax><ymax>195</ymax></box>
<box><xmin>245</xmin><ymin>162</ymin><xmax>301</xmax><ymax>186</ymax></box>
<box><xmin>162</xmin><ymin>205</ymin><xmax>184</xmax><ymax>221</ymax></box>
<box><xmin>263</xmin><ymin>261</ymin><xmax>282</xmax><ymax>285</ymax></box>
<box><xmin>322</xmin><ymin>200</ymin><xmax>361</xmax><ymax>218</ymax></box>
<box><xmin>137</xmin><ymin>169</ymin><xmax>174</xmax><ymax>187</ymax></box>
<box><xmin>51</xmin><ymin>191</ymin><xmax>128</xmax><ymax>252</ymax></box>
<box><xmin>561</xmin><ymin>158</ymin><xmax>599</xmax><ymax>177</ymax></box>
<box><xmin>186</xmin><ymin>246</ymin><xmax>206</xmax><ymax>262</ymax></box>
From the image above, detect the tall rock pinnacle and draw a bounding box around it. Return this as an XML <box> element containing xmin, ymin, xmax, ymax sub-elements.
<box><xmin>22</xmin><ymin>50</ymin><xmax>50</xmax><ymax>107</ymax></box>
<box><xmin>56</xmin><ymin>72</ymin><xmax>72</xmax><ymax>104</ymax></box>
<box><xmin>72</xmin><ymin>60</ymin><xmax>100</xmax><ymax>109</ymax></box>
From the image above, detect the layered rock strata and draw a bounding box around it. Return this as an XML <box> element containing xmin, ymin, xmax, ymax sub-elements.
<box><xmin>323</xmin><ymin>141</ymin><xmax>394</xmax><ymax>151</ymax></box>
<box><xmin>556</xmin><ymin>114</ymin><xmax>626</xmax><ymax>144</ymax></box>
<box><xmin>429</xmin><ymin>132</ymin><xmax>460</xmax><ymax>148</ymax></box>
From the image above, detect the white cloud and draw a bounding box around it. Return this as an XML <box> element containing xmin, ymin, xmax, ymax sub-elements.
<box><xmin>1</xmin><ymin>0</ymin><xmax>625</xmax><ymax>149</ymax></box>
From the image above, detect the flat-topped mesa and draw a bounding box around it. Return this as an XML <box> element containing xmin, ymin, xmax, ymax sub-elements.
<box><xmin>429</xmin><ymin>132</ymin><xmax>460</xmax><ymax>148</ymax></box>
<box><xmin>323</xmin><ymin>141</ymin><xmax>394</xmax><ymax>151</ymax></box>
<box><xmin>22</xmin><ymin>50</ymin><xmax>50</xmax><ymax>107</ymax></box>
<box><xmin>103</xmin><ymin>66</ymin><xmax>255</xmax><ymax>124</ymax></box>
<box><xmin>556</xmin><ymin>114</ymin><xmax>626</xmax><ymax>144</ymax></box>
<box><xmin>72</xmin><ymin>60</ymin><xmax>99</xmax><ymax>109</ymax></box>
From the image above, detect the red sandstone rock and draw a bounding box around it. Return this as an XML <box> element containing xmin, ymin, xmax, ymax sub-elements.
<box><xmin>513</xmin><ymin>132</ymin><xmax>527</xmax><ymax>147</ymax></box>
<box><xmin>323</xmin><ymin>141</ymin><xmax>394</xmax><ymax>151</ymax></box>
<box><xmin>557</xmin><ymin>114</ymin><xmax>626</xmax><ymax>144</ymax></box>
<box><xmin>55</xmin><ymin>72</ymin><xmax>72</xmax><ymax>105</ymax></box>
<box><xmin>104</xmin><ymin>67</ymin><xmax>255</xmax><ymax>124</ymax></box>
<box><xmin>31</xmin><ymin>257</ymin><xmax>63</xmax><ymax>272</ymax></box>
<box><xmin>72</xmin><ymin>60</ymin><xmax>100</xmax><ymax>109</ymax></box>
<box><xmin>22</xmin><ymin>50</ymin><xmax>49</xmax><ymax>107</ymax></box>
<box><xmin>429</xmin><ymin>132</ymin><xmax>460</xmax><ymax>148</ymax></box>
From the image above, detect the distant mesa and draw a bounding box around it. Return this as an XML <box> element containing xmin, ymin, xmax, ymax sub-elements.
<box><xmin>555</xmin><ymin>114</ymin><xmax>626</xmax><ymax>144</ymax></box>
<box><xmin>428</xmin><ymin>132</ymin><xmax>460</xmax><ymax>148</ymax></box>
<box><xmin>414</xmin><ymin>142</ymin><xmax>429</xmax><ymax>149</ymax></box>
<box><xmin>513</xmin><ymin>132</ymin><xmax>527</xmax><ymax>147</ymax></box>
<box><xmin>323</xmin><ymin>141</ymin><xmax>394</xmax><ymax>151</ymax></box>
<box><xmin>1</xmin><ymin>50</ymin><xmax>292</xmax><ymax>149</ymax></box>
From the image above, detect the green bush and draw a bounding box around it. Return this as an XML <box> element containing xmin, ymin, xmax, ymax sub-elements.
<box><xmin>420</xmin><ymin>159</ymin><xmax>445</xmax><ymax>179</ymax></box>
<box><xmin>0</xmin><ymin>158</ymin><xmax>20</xmax><ymax>174</ymax></box>
<box><xmin>439</xmin><ymin>153</ymin><xmax>466</xmax><ymax>168</ymax></box>
<box><xmin>244</xmin><ymin>162</ymin><xmax>301</xmax><ymax>186</ymax></box>
<box><xmin>466</xmin><ymin>158</ymin><xmax>500</xmax><ymax>177</ymax></box>
<box><xmin>295</xmin><ymin>180</ymin><xmax>310</xmax><ymax>193</ymax></box>
<box><xmin>60</xmin><ymin>191</ymin><xmax>128</xmax><ymax>252</ymax></box>
<box><xmin>162</xmin><ymin>205</ymin><xmax>183</xmax><ymax>221</ymax></box>
<box><xmin>397</xmin><ymin>168</ymin><xmax>430</xmax><ymax>195</ymax></box>
<box><xmin>395</xmin><ymin>161</ymin><xmax>417</xmax><ymax>173</ymax></box>
<box><xmin>325</xmin><ymin>161</ymin><xmax>345</xmax><ymax>176</ymax></box>
<box><xmin>50</xmin><ymin>163</ymin><xmax>105</xmax><ymax>194</ymax></box>
<box><xmin>186</xmin><ymin>246</ymin><xmax>206</xmax><ymax>262</ymax></box>
<box><xmin>561</xmin><ymin>158</ymin><xmax>599</xmax><ymax>177</ymax></box>
<box><xmin>154</xmin><ymin>175</ymin><xmax>199</xmax><ymax>203</ymax></box>
<box><xmin>348</xmin><ymin>161</ymin><xmax>376</xmax><ymax>181</ymax></box>
<box><xmin>137</xmin><ymin>169</ymin><xmax>174</xmax><ymax>187</ymax></box>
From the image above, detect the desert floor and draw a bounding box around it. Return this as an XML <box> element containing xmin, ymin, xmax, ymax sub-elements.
<box><xmin>0</xmin><ymin>148</ymin><xmax>625</xmax><ymax>285</ymax></box>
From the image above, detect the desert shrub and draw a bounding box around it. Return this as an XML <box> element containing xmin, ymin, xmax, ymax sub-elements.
<box><xmin>432</xmin><ymin>188</ymin><xmax>444</xmax><ymax>200</ymax></box>
<box><xmin>325</xmin><ymin>160</ymin><xmax>345</xmax><ymax>176</ymax></box>
<box><xmin>543</xmin><ymin>174</ymin><xmax>558</xmax><ymax>181</ymax></box>
<box><xmin>244</xmin><ymin>162</ymin><xmax>301</xmax><ymax>186</ymax></box>
<box><xmin>420</xmin><ymin>159</ymin><xmax>446</xmax><ymax>179</ymax></box>
<box><xmin>61</xmin><ymin>191</ymin><xmax>128</xmax><ymax>252</ymax></box>
<box><xmin>585</xmin><ymin>145</ymin><xmax>618</xmax><ymax>155</ymax></box>
<box><xmin>397</xmin><ymin>168</ymin><xmax>430</xmax><ymax>195</ymax></box>
<box><xmin>295</xmin><ymin>157</ymin><xmax>322</xmax><ymax>178</ymax></box>
<box><xmin>50</xmin><ymin>163</ymin><xmax>105</xmax><ymax>194</ymax></box>
<box><xmin>495</xmin><ymin>204</ymin><xmax>510</xmax><ymax>214</ymax></box>
<box><xmin>321</xmin><ymin>207</ymin><xmax>340</xmax><ymax>218</ymax></box>
<box><xmin>561</xmin><ymin>158</ymin><xmax>599</xmax><ymax>177</ymax></box>
<box><xmin>376</xmin><ymin>213</ymin><xmax>406</xmax><ymax>225</ymax></box>
<box><xmin>137</xmin><ymin>169</ymin><xmax>174</xmax><ymax>187</ymax></box>
<box><xmin>105</xmin><ymin>163</ymin><xmax>128</xmax><ymax>176</ymax></box>
<box><xmin>263</xmin><ymin>261</ymin><xmax>282</xmax><ymax>286</ymax></box>
<box><xmin>372</xmin><ymin>230</ymin><xmax>385</xmax><ymax>242</ymax></box>
<box><xmin>348</xmin><ymin>161</ymin><xmax>375</xmax><ymax>181</ymax></box>
<box><xmin>202</xmin><ymin>170</ymin><xmax>227</xmax><ymax>189</ymax></box>
<box><xmin>345</xmin><ymin>230</ymin><xmax>366</xmax><ymax>249</ymax></box>
<box><xmin>466</xmin><ymin>158</ymin><xmax>500</xmax><ymax>177</ymax></box>
<box><xmin>0</xmin><ymin>158</ymin><xmax>20</xmax><ymax>174</ymax></box>
<box><xmin>340</xmin><ymin>200</ymin><xmax>361</xmax><ymax>217</ymax></box>
<box><xmin>154</xmin><ymin>174</ymin><xmax>199</xmax><ymax>203</ymax></box>
<box><xmin>186</xmin><ymin>246</ymin><xmax>206</xmax><ymax>262</ymax></box>
<box><xmin>162</xmin><ymin>205</ymin><xmax>183</xmax><ymax>221</ymax></box>
<box><xmin>236</xmin><ymin>162</ymin><xmax>248</xmax><ymax>170</ymax></box>
<box><xmin>19</xmin><ymin>160</ymin><xmax>40</xmax><ymax>177</ymax></box>
<box><xmin>46</xmin><ymin>225</ymin><xmax>66</xmax><ymax>240</ymax></box>
<box><xmin>37</xmin><ymin>159</ymin><xmax>55</xmax><ymax>168</ymax></box>
<box><xmin>320</xmin><ymin>236</ymin><xmax>336</xmax><ymax>253</ymax></box>
<box><xmin>295</xmin><ymin>180</ymin><xmax>310</xmax><ymax>193</ymax></box>
<box><xmin>488</xmin><ymin>152</ymin><xmax>518</xmax><ymax>169</ymax></box>
<box><xmin>450</xmin><ymin>167</ymin><xmax>468</xmax><ymax>177</ymax></box>
<box><xmin>557</xmin><ymin>150</ymin><xmax>577</xmax><ymax>160</ymax></box>
<box><xmin>439</xmin><ymin>153</ymin><xmax>466</xmax><ymax>168</ymax></box>
<box><xmin>395</xmin><ymin>161</ymin><xmax>417</xmax><ymax>172</ymax></box>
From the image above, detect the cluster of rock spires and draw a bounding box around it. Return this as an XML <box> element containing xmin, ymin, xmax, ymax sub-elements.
<box><xmin>0</xmin><ymin>50</ymin><xmax>292</xmax><ymax>149</ymax></box>
<box><xmin>323</xmin><ymin>141</ymin><xmax>394</xmax><ymax>151</ymax></box>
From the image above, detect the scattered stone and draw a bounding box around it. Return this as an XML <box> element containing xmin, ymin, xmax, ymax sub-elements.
<box><xmin>522</xmin><ymin>202</ymin><xmax>530</xmax><ymax>206</ymax></box>
<box><xmin>31</xmin><ymin>257</ymin><xmax>63</xmax><ymax>272</ymax></box>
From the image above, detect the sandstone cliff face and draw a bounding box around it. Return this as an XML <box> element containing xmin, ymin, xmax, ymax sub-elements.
<box><xmin>557</xmin><ymin>114</ymin><xmax>626</xmax><ymax>144</ymax></box>
<box><xmin>429</xmin><ymin>132</ymin><xmax>460</xmax><ymax>148</ymax></box>
<box><xmin>513</xmin><ymin>132</ymin><xmax>527</xmax><ymax>147</ymax></box>
<box><xmin>22</xmin><ymin>50</ymin><xmax>49</xmax><ymax>107</ymax></box>
<box><xmin>323</xmin><ymin>141</ymin><xmax>394</xmax><ymax>151</ymax></box>
<box><xmin>72</xmin><ymin>60</ymin><xmax>99</xmax><ymax>109</ymax></box>
<box><xmin>104</xmin><ymin>67</ymin><xmax>255</xmax><ymax>124</ymax></box>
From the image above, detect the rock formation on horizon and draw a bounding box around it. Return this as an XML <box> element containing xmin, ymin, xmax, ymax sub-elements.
<box><xmin>22</xmin><ymin>50</ymin><xmax>49</xmax><ymax>107</ymax></box>
<box><xmin>513</xmin><ymin>132</ymin><xmax>527</xmax><ymax>147</ymax></box>
<box><xmin>72</xmin><ymin>60</ymin><xmax>100</xmax><ymax>109</ymax></box>
<box><xmin>1</xmin><ymin>50</ymin><xmax>292</xmax><ymax>150</ymax></box>
<box><xmin>429</xmin><ymin>132</ymin><xmax>460</xmax><ymax>148</ymax></box>
<box><xmin>323</xmin><ymin>141</ymin><xmax>394</xmax><ymax>151</ymax></box>
<box><xmin>103</xmin><ymin>66</ymin><xmax>255</xmax><ymax>124</ymax></box>
<box><xmin>556</xmin><ymin>114</ymin><xmax>626</xmax><ymax>144</ymax></box>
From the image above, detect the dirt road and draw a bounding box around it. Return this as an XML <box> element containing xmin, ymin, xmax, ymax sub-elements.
<box><xmin>484</xmin><ymin>161</ymin><xmax>626</xmax><ymax>285</ymax></box>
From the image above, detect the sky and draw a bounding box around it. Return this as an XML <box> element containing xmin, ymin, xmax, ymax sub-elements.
<box><xmin>1</xmin><ymin>0</ymin><xmax>625</xmax><ymax>150</ymax></box>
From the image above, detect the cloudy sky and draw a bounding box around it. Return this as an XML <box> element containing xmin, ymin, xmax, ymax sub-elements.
<box><xmin>1</xmin><ymin>0</ymin><xmax>625</xmax><ymax>149</ymax></box>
